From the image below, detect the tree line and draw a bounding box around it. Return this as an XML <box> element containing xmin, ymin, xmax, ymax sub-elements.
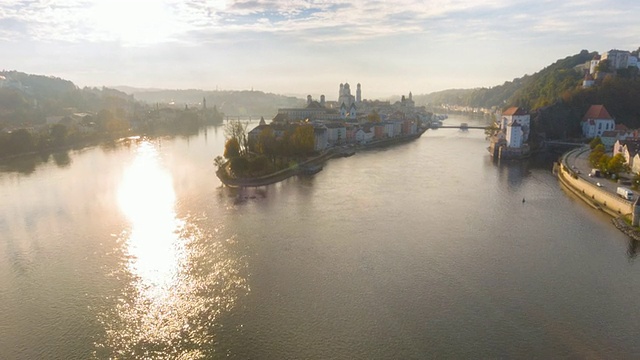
<box><xmin>217</xmin><ymin>120</ymin><xmax>316</xmax><ymax>178</ymax></box>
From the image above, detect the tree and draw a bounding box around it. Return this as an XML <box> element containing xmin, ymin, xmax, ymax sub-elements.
<box><xmin>224</xmin><ymin>120</ymin><xmax>248</xmax><ymax>156</ymax></box>
<box><xmin>607</xmin><ymin>153</ymin><xmax>629</xmax><ymax>176</ymax></box>
<box><xmin>6</xmin><ymin>129</ymin><xmax>33</xmax><ymax>154</ymax></box>
<box><xmin>50</xmin><ymin>123</ymin><xmax>68</xmax><ymax>147</ymax></box>
<box><xmin>290</xmin><ymin>124</ymin><xmax>315</xmax><ymax>155</ymax></box>
<box><xmin>256</xmin><ymin>126</ymin><xmax>276</xmax><ymax>155</ymax></box>
<box><xmin>589</xmin><ymin>144</ymin><xmax>605</xmax><ymax>167</ymax></box>
<box><xmin>596</xmin><ymin>59</ymin><xmax>611</xmax><ymax>73</ymax></box>
<box><xmin>484</xmin><ymin>124</ymin><xmax>500</xmax><ymax>138</ymax></box>
<box><xmin>367</xmin><ymin>110</ymin><xmax>381</xmax><ymax>123</ymax></box>
<box><xmin>224</xmin><ymin>138</ymin><xmax>240</xmax><ymax>159</ymax></box>
<box><xmin>229</xmin><ymin>156</ymin><xmax>249</xmax><ymax>176</ymax></box>
<box><xmin>589</xmin><ymin>137</ymin><xmax>602</xmax><ymax>150</ymax></box>
<box><xmin>213</xmin><ymin>155</ymin><xmax>225</xmax><ymax>168</ymax></box>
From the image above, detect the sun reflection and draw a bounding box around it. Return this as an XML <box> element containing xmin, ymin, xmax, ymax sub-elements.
<box><xmin>96</xmin><ymin>141</ymin><xmax>249</xmax><ymax>358</ymax></box>
<box><xmin>117</xmin><ymin>141</ymin><xmax>182</xmax><ymax>298</ymax></box>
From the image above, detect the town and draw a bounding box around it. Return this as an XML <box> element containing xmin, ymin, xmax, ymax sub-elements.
<box><xmin>251</xmin><ymin>82</ymin><xmax>430</xmax><ymax>151</ymax></box>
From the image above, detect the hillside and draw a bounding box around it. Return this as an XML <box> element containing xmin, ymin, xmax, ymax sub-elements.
<box><xmin>115</xmin><ymin>87</ymin><xmax>304</xmax><ymax>118</ymax></box>
<box><xmin>0</xmin><ymin>70</ymin><xmax>135</xmax><ymax>128</ymax></box>
<box><xmin>415</xmin><ymin>50</ymin><xmax>596</xmax><ymax>110</ymax></box>
<box><xmin>416</xmin><ymin>49</ymin><xmax>640</xmax><ymax>139</ymax></box>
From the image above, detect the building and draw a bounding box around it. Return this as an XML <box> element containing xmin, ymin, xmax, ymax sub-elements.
<box><xmin>582</xmin><ymin>73</ymin><xmax>595</xmax><ymax>88</ymax></box>
<box><xmin>581</xmin><ymin>105</ymin><xmax>615</xmax><ymax>138</ymax></box>
<box><xmin>506</xmin><ymin>120</ymin><xmax>523</xmax><ymax>148</ymax></box>
<box><xmin>601</xmin><ymin>50</ymin><xmax>631</xmax><ymax>70</ymax></box>
<box><xmin>500</xmin><ymin>107</ymin><xmax>530</xmax><ymax>142</ymax></box>
<box><xmin>613</xmin><ymin>139</ymin><xmax>640</xmax><ymax>173</ymax></box>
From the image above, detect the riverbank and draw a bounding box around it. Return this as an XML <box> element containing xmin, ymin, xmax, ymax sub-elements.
<box><xmin>216</xmin><ymin>128</ymin><xmax>427</xmax><ymax>187</ymax></box>
<box><xmin>558</xmin><ymin>147</ymin><xmax>640</xmax><ymax>240</ymax></box>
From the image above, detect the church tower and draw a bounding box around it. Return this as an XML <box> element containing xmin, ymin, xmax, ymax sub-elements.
<box><xmin>356</xmin><ymin>83</ymin><xmax>361</xmax><ymax>103</ymax></box>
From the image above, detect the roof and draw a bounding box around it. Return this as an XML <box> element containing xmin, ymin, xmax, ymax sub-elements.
<box><xmin>601</xmin><ymin>130</ymin><xmax>618</xmax><ymax>138</ymax></box>
<box><xmin>502</xmin><ymin>107</ymin><xmax>527</xmax><ymax>116</ymax></box>
<box><xmin>272</xmin><ymin>113</ymin><xmax>289</xmax><ymax>122</ymax></box>
<box><xmin>306</xmin><ymin>101</ymin><xmax>324</xmax><ymax>109</ymax></box>
<box><xmin>620</xmin><ymin>139</ymin><xmax>640</xmax><ymax>156</ymax></box>
<box><xmin>582</xmin><ymin>105</ymin><xmax>613</xmax><ymax>121</ymax></box>
<box><xmin>615</xmin><ymin>123</ymin><xmax>628</xmax><ymax>131</ymax></box>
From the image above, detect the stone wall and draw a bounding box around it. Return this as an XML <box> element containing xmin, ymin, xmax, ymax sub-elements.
<box><xmin>558</xmin><ymin>160</ymin><xmax>633</xmax><ymax>217</ymax></box>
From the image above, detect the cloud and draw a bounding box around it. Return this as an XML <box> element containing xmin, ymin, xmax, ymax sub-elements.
<box><xmin>0</xmin><ymin>0</ymin><xmax>638</xmax><ymax>47</ymax></box>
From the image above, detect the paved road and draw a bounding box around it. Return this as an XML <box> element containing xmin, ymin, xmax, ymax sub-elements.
<box><xmin>564</xmin><ymin>146</ymin><xmax>636</xmax><ymax>200</ymax></box>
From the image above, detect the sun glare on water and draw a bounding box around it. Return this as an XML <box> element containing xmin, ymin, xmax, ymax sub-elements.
<box><xmin>117</xmin><ymin>141</ymin><xmax>183</xmax><ymax>298</ymax></box>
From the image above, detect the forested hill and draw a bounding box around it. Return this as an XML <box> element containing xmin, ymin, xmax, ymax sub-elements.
<box><xmin>0</xmin><ymin>70</ymin><xmax>134</xmax><ymax>127</ymax></box>
<box><xmin>414</xmin><ymin>50</ymin><xmax>597</xmax><ymax>110</ymax></box>
<box><xmin>116</xmin><ymin>88</ymin><xmax>304</xmax><ymax>118</ymax></box>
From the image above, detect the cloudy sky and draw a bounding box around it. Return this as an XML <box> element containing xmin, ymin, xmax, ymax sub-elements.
<box><xmin>0</xmin><ymin>0</ymin><xmax>638</xmax><ymax>99</ymax></box>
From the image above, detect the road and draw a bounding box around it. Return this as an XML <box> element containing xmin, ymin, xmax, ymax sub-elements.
<box><xmin>564</xmin><ymin>146</ymin><xmax>636</xmax><ymax>200</ymax></box>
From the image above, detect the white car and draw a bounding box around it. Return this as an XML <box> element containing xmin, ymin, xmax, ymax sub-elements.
<box><xmin>596</xmin><ymin>182</ymin><xmax>602</xmax><ymax>187</ymax></box>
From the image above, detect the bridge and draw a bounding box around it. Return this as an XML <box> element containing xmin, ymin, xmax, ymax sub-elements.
<box><xmin>432</xmin><ymin>123</ymin><xmax>488</xmax><ymax>130</ymax></box>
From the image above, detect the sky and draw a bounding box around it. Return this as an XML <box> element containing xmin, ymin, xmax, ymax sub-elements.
<box><xmin>0</xmin><ymin>0</ymin><xmax>639</xmax><ymax>99</ymax></box>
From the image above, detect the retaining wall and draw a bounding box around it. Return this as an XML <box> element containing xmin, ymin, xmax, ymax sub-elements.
<box><xmin>558</xmin><ymin>151</ymin><xmax>633</xmax><ymax>217</ymax></box>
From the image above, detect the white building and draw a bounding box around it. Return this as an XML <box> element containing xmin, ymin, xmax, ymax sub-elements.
<box><xmin>501</xmin><ymin>107</ymin><xmax>530</xmax><ymax>142</ymax></box>
<box><xmin>506</xmin><ymin>120</ymin><xmax>523</xmax><ymax>148</ymax></box>
<box><xmin>602</xmin><ymin>50</ymin><xmax>631</xmax><ymax>70</ymax></box>
<box><xmin>581</xmin><ymin>105</ymin><xmax>615</xmax><ymax>138</ymax></box>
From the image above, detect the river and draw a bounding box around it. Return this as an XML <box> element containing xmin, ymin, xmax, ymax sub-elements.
<box><xmin>1</xmin><ymin>114</ymin><xmax>639</xmax><ymax>359</ymax></box>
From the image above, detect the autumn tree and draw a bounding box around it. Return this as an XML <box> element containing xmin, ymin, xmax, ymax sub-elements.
<box><xmin>224</xmin><ymin>138</ymin><xmax>240</xmax><ymax>159</ymax></box>
<box><xmin>224</xmin><ymin>120</ymin><xmax>248</xmax><ymax>156</ymax></box>
<box><xmin>290</xmin><ymin>124</ymin><xmax>315</xmax><ymax>155</ymax></box>
<box><xmin>367</xmin><ymin>110</ymin><xmax>381</xmax><ymax>123</ymax></box>
<box><xmin>257</xmin><ymin>126</ymin><xmax>277</xmax><ymax>162</ymax></box>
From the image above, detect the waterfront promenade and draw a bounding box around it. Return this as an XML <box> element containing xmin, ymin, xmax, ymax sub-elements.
<box><xmin>559</xmin><ymin>146</ymin><xmax>635</xmax><ymax>217</ymax></box>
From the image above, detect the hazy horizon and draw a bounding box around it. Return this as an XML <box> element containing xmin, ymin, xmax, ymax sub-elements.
<box><xmin>1</xmin><ymin>0</ymin><xmax>638</xmax><ymax>100</ymax></box>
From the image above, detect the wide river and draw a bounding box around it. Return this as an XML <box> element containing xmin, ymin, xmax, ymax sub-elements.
<box><xmin>2</xmin><ymin>114</ymin><xmax>640</xmax><ymax>359</ymax></box>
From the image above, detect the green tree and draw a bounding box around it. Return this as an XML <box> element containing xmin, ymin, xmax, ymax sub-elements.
<box><xmin>7</xmin><ymin>129</ymin><xmax>34</xmax><ymax>154</ymax></box>
<box><xmin>589</xmin><ymin>144</ymin><xmax>605</xmax><ymax>167</ymax></box>
<box><xmin>607</xmin><ymin>153</ymin><xmax>628</xmax><ymax>176</ymax></box>
<box><xmin>597</xmin><ymin>154</ymin><xmax>611</xmax><ymax>174</ymax></box>
<box><xmin>224</xmin><ymin>138</ymin><xmax>240</xmax><ymax>159</ymax></box>
<box><xmin>589</xmin><ymin>137</ymin><xmax>603</xmax><ymax>149</ymax></box>
<box><xmin>50</xmin><ymin>123</ymin><xmax>68</xmax><ymax>147</ymax></box>
<box><xmin>596</xmin><ymin>59</ymin><xmax>611</xmax><ymax>73</ymax></box>
<box><xmin>229</xmin><ymin>156</ymin><xmax>249</xmax><ymax>176</ymax></box>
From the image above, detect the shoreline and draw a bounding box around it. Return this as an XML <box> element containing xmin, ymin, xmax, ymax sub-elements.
<box><xmin>557</xmin><ymin>147</ymin><xmax>640</xmax><ymax>240</ymax></box>
<box><xmin>216</xmin><ymin>128</ymin><xmax>427</xmax><ymax>187</ymax></box>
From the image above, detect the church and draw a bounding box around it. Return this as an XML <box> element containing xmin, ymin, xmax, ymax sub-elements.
<box><xmin>337</xmin><ymin>82</ymin><xmax>361</xmax><ymax>120</ymax></box>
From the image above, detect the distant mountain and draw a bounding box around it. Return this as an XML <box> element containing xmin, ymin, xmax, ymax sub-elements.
<box><xmin>115</xmin><ymin>87</ymin><xmax>305</xmax><ymax>118</ymax></box>
<box><xmin>415</xmin><ymin>50</ymin><xmax>597</xmax><ymax>111</ymax></box>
